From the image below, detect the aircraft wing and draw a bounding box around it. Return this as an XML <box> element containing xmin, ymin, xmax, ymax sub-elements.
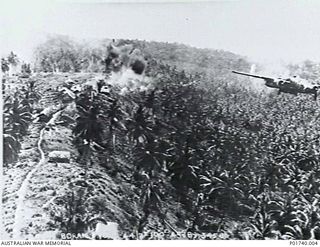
<box><xmin>232</xmin><ymin>70</ymin><xmax>274</xmax><ymax>81</ymax></box>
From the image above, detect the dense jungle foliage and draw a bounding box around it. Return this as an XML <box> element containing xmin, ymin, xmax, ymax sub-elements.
<box><xmin>4</xmin><ymin>36</ymin><xmax>320</xmax><ymax>239</ymax></box>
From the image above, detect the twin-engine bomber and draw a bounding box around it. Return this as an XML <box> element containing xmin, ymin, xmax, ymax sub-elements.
<box><xmin>232</xmin><ymin>70</ymin><xmax>320</xmax><ymax>100</ymax></box>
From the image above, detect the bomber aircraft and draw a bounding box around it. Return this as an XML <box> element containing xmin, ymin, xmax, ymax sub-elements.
<box><xmin>232</xmin><ymin>70</ymin><xmax>320</xmax><ymax>100</ymax></box>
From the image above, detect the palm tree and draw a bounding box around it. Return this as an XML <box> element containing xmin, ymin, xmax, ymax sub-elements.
<box><xmin>73</xmin><ymin>105</ymin><xmax>103</xmax><ymax>143</ymax></box>
<box><xmin>3</xmin><ymin>93</ymin><xmax>32</xmax><ymax>165</ymax></box>
<box><xmin>7</xmin><ymin>52</ymin><xmax>19</xmax><ymax>66</ymax></box>
<box><xmin>98</xmin><ymin>98</ymin><xmax>126</xmax><ymax>149</ymax></box>
<box><xmin>26</xmin><ymin>90</ymin><xmax>41</xmax><ymax>110</ymax></box>
<box><xmin>73</xmin><ymin>103</ymin><xmax>104</xmax><ymax>172</ymax></box>
<box><xmin>3</xmin><ymin>132</ymin><xmax>21</xmax><ymax>165</ymax></box>
<box><xmin>136</xmin><ymin>172</ymin><xmax>164</xmax><ymax>234</ymax></box>
<box><xmin>127</xmin><ymin>105</ymin><xmax>153</xmax><ymax>145</ymax></box>
<box><xmin>1</xmin><ymin>58</ymin><xmax>9</xmax><ymax>74</ymax></box>
<box><xmin>167</xmin><ymin>140</ymin><xmax>200</xmax><ymax>193</ymax></box>
<box><xmin>200</xmin><ymin>169</ymin><xmax>245</xmax><ymax>216</ymax></box>
<box><xmin>4</xmin><ymin>95</ymin><xmax>32</xmax><ymax>138</ymax></box>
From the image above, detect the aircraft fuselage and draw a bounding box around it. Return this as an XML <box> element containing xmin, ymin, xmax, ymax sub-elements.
<box><xmin>232</xmin><ymin>70</ymin><xmax>319</xmax><ymax>100</ymax></box>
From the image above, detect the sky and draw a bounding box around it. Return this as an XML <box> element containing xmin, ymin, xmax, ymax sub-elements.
<box><xmin>2</xmin><ymin>0</ymin><xmax>320</xmax><ymax>68</ymax></box>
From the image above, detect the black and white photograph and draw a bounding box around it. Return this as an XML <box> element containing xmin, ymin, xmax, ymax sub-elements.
<box><xmin>2</xmin><ymin>0</ymin><xmax>320</xmax><ymax>241</ymax></box>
